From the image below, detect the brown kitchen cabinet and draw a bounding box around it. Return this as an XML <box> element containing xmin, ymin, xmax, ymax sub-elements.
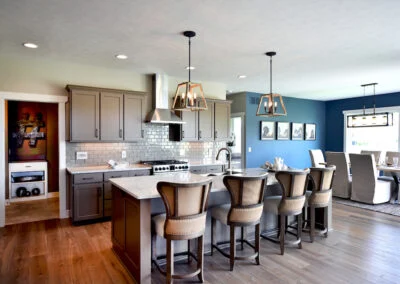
<box><xmin>170</xmin><ymin>99</ymin><xmax>231</xmax><ymax>142</ymax></box>
<box><xmin>66</xmin><ymin>85</ymin><xmax>146</xmax><ymax>142</ymax></box>
<box><xmin>68</xmin><ymin>169</ymin><xmax>151</xmax><ymax>223</ymax></box>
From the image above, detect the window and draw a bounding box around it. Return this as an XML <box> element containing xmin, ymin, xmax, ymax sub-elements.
<box><xmin>344</xmin><ymin>108</ymin><xmax>400</xmax><ymax>153</ymax></box>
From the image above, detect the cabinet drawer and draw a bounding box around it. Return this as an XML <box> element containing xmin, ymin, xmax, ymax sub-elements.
<box><xmin>129</xmin><ymin>170</ymin><xmax>150</xmax><ymax>177</ymax></box>
<box><xmin>207</xmin><ymin>165</ymin><xmax>223</xmax><ymax>173</ymax></box>
<box><xmin>73</xmin><ymin>173</ymin><xmax>103</xmax><ymax>184</ymax></box>
<box><xmin>190</xmin><ymin>166</ymin><xmax>206</xmax><ymax>174</ymax></box>
<box><xmin>104</xmin><ymin>171</ymin><xmax>129</xmax><ymax>181</ymax></box>
<box><xmin>104</xmin><ymin>199</ymin><xmax>112</xmax><ymax>217</ymax></box>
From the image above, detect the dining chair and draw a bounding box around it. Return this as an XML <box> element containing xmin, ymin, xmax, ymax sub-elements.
<box><xmin>211</xmin><ymin>174</ymin><xmax>267</xmax><ymax>271</ymax></box>
<box><xmin>360</xmin><ymin>150</ymin><xmax>384</xmax><ymax>165</ymax></box>
<box><xmin>349</xmin><ymin>153</ymin><xmax>391</xmax><ymax>204</ymax></box>
<box><xmin>151</xmin><ymin>179</ymin><xmax>212</xmax><ymax>283</ymax></box>
<box><xmin>261</xmin><ymin>169</ymin><xmax>310</xmax><ymax>255</ymax></box>
<box><xmin>309</xmin><ymin>149</ymin><xmax>326</xmax><ymax>168</ymax></box>
<box><xmin>325</xmin><ymin>151</ymin><xmax>352</xmax><ymax>198</ymax></box>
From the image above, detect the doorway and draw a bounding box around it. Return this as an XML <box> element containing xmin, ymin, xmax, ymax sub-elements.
<box><xmin>229</xmin><ymin>112</ymin><xmax>245</xmax><ymax>168</ymax></box>
<box><xmin>0</xmin><ymin>91</ymin><xmax>68</xmax><ymax>228</ymax></box>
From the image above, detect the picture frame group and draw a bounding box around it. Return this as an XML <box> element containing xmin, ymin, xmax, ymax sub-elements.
<box><xmin>260</xmin><ymin>121</ymin><xmax>316</xmax><ymax>141</ymax></box>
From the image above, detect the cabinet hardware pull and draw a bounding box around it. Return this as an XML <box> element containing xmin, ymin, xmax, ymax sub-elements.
<box><xmin>199</xmin><ymin>130</ymin><xmax>202</xmax><ymax>138</ymax></box>
<box><xmin>215</xmin><ymin>131</ymin><xmax>218</xmax><ymax>138</ymax></box>
<box><xmin>95</xmin><ymin>129</ymin><xmax>99</xmax><ymax>138</ymax></box>
<box><xmin>82</xmin><ymin>177</ymin><xmax>94</xmax><ymax>180</ymax></box>
<box><xmin>182</xmin><ymin>130</ymin><xmax>185</xmax><ymax>138</ymax></box>
<box><xmin>141</xmin><ymin>129</ymin><xmax>144</xmax><ymax>138</ymax></box>
<box><xmin>119</xmin><ymin>129</ymin><xmax>122</xmax><ymax>138</ymax></box>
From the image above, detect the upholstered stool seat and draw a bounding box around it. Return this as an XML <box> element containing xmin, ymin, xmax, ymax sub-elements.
<box><xmin>151</xmin><ymin>180</ymin><xmax>212</xmax><ymax>283</ymax></box>
<box><xmin>261</xmin><ymin>169</ymin><xmax>310</xmax><ymax>255</ymax></box>
<box><xmin>211</xmin><ymin>174</ymin><xmax>267</xmax><ymax>271</ymax></box>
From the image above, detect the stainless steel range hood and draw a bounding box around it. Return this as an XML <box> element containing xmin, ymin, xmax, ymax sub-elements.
<box><xmin>145</xmin><ymin>74</ymin><xmax>184</xmax><ymax>124</ymax></box>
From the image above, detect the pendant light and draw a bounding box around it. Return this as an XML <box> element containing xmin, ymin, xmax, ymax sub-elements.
<box><xmin>256</xmin><ymin>51</ymin><xmax>287</xmax><ymax>116</ymax></box>
<box><xmin>347</xmin><ymin>83</ymin><xmax>393</xmax><ymax>127</ymax></box>
<box><xmin>172</xmin><ymin>31</ymin><xmax>207</xmax><ymax>111</ymax></box>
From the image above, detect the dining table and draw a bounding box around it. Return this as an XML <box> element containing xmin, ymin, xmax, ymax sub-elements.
<box><xmin>377</xmin><ymin>165</ymin><xmax>400</xmax><ymax>204</ymax></box>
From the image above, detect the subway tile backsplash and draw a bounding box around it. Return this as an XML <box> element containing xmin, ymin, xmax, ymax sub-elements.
<box><xmin>66</xmin><ymin>124</ymin><xmax>226</xmax><ymax>167</ymax></box>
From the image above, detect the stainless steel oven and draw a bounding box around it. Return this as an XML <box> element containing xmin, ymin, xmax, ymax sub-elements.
<box><xmin>141</xmin><ymin>160</ymin><xmax>190</xmax><ymax>174</ymax></box>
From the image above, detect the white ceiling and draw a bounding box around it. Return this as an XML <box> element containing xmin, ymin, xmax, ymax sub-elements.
<box><xmin>0</xmin><ymin>0</ymin><xmax>399</xmax><ymax>101</ymax></box>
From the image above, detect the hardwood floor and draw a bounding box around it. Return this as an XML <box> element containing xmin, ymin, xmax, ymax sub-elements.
<box><xmin>1</xmin><ymin>203</ymin><xmax>399</xmax><ymax>283</ymax></box>
<box><xmin>5</xmin><ymin>197</ymin><xmax>59</xmax><ymax>225</ymax></box>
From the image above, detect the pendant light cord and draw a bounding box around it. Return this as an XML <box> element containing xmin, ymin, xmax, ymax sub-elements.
<box><xmin>373</xmin><ymin>84</ymin><xmax>376</xmax><ymax>114</ymax></box>
<box><xmin>188</xmin><ymin>36</ymin><xmax>191</xmax><ymax>82</ymax></box>
<box><xmin>363</xmin><ymin>85</ymin><xmax>366</xmax><ymax>115</ymax></box>
<box><xmin>269</xmin><ymin>55</ymin><xmax>272</xmax><ymax>94</ymax></box>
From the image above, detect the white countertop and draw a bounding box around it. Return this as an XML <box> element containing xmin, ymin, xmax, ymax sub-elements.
<box><xmin>110</xmin><ymin>168</ymin><xmax>272</xmax><ymax>200</ymax></box>
<box><xmin>66</xmin><ymin>164</ymin><xmax>151</xmax><ymax>174</ymax></box>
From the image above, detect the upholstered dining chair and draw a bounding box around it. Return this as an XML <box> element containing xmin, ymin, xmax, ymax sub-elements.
<box><xmin>325</xmin><ymin>151</ymin><xmax>352</xmax><ymax>198</ymax></box>
<box><xmin>349</xmin><ymin>153</ymin><xmax>391</xmax><ymax>204</ymax></box>
<box><xmin>261</xmin><ymin>169</ymin><xmax>310</xmax><ymax>255</ymax></box>
<box><xmin>360</xmin><ymin>150</ymin><xmax>383</xmax><ymax>165</ymax></box>
<box><xmin>385</xmin><ymin>151</ymin><xmax>400</xmax><ymax>165</ymax></box>
<box><xmin>309</xmin><ymin>149</ymin><xmax>326</xmax><ymax>168</ymax></box>
<box><xmin>304</xmin><ymin>166</ymin><xmax>335</xmax><ymax>242</ymax></box>
<box><xmin>211</xmin><ymin>174</ymin><xmax>267</xmax><ymax>271</ymax></box>
<box><xmin>152</xmin><ymin>179</ymin><xmax>212</xmax><ymax>283</ymax></box>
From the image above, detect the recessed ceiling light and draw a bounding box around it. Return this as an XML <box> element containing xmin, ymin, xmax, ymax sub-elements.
<box><xmin>186</xmin><ymin>66</ymin><xmax>195</xmax><ymax>70</ymax></box>
<box><xmin>115</xmin><ymin>54</ymin><xmax>128</xmax><ymax>60</ymax></box>
<box><xmin>238</xmin><ymin>75</ymin><xmax>247</xmax><ymax>79</ymax></box>
<box><xmin>23</xmin><ymin>42</ymin><xmax>38</xmax><ymax>49</ymax></box>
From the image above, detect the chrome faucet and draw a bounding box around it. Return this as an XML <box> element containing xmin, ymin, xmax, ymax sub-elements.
<box><xmin>216</xmin><ymin>147</ymin><xmax>232</xmax><ymax>171</ymax></box>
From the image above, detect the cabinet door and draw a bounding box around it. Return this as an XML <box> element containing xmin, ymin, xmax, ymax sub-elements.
<box><xmin>198</xmin><ymin>101</ymin><xmax>214</xmax><ymax>141</ymax></box>
<box><xmin>124</xmin><ymin>94</ymin><xmax>145</xmax><ymax>141</ymax></box>
<box><xmin>181</xmin><ymin>110</ymin><xmax>198</xmax><ymax>141</ymax></box>
<box><xmin>100</xmin><ymin>92</ymin><xmax>124</xmax><ymax>141</ymax></box>
<box><xmin>70</xmin><ymin>90</ymin><xmax>100</xmax><ymax>141</ymax></box>
<box><xmin>112</xmin><ymin>186</ymin><xmax>125</xmax><ymax>250</ymax></box>
<box><xmin>214</xmin><ymin>101</ymin><xmax>231</xmax><ymax>141</ymax></box>
<box><xmin>73</xmin><ymin>183</ymin><xmax>103</xmax><ymax>221</ymax></box>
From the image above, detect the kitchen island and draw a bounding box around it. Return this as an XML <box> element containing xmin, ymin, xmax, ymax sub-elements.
<box><xmin>109</xmin><ymin>169</ymin><xmax>269</xmax><ymax>283</ymax></box>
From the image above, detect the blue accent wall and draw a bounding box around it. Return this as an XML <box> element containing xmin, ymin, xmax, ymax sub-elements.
<box><xmin>325</xmin><ymin>92</ymin><xmax>400</xmax><ymax>151</ymax></box>
<box><xmin>244</xmin><ymin>92</ymin><xmax>326</xmax><ymax>169</ymax></box>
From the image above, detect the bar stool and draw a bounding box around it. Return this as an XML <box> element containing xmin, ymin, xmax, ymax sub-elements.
<box><xmin>152</xmin><ymin>179</ymin><xmax>212</xmax><ymax>283</ymax></box>
<box><xmin>261</xmin><ymin>169</ymin><xmax>310</xmax><ymax>255</ymax></box>
<box><xmin>211</xmin><ymin>174</ymin><xmax>267</xmax><ymax>271</ymax></box>
<box><xmin>304</xmin><ymin>166</ymin><xmax>335</xmax><ymax>242</ymax></box>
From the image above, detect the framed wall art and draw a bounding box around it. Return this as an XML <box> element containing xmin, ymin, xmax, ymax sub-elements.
<box><xmin>277</xmin><ymin>122</ymin><xmax>290</xmax><ymax>140</ymax></box>
<box><xmin>305</xmin><ymin>123</ymin><xmax>316</xmax><ymax>140</ymax></box>
<box><xmin>291</xmin><ymin>122</ymin><xmax>304</xmax><ymax>140</ymax></box>
<box><xmin>260</xmin><ymin>121</ymin><xmax>275</xmax><ymax>140</ymax></box>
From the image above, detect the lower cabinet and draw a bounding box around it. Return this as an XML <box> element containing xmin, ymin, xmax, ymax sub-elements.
<box><xmin>73</xmin><ymin>182</ymin><xmax>104</xmax><ymax>221</ymax></box>
<box><xmin>69</xmin><ymin>169</ymin><xmax>150</xmax><ymax>223</ymax></box>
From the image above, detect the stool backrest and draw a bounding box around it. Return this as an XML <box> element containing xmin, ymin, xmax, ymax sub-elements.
<box><xmin>223</xmin><ymin>174</ymin><xmax>267</xmax><ymax>225</ymax></box>
<box><xmin>157</xmin><ymin>180</ymin><xmax>212</xmax><ymax>239</ymax></box>
<box><xmin>308</xmin><ymin>166</ymin><xmax>336</xmax><ymax>206</ymax></box>
<box><xmin>275</xmin><ymin>169</ymin><xmax>310</xmax><ymax>215</ymax></box>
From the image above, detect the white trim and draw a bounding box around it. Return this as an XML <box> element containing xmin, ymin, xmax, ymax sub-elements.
<box><xmin>230</xmin><ymin>112</ymin><xmax>246</xmax><ymax>168</ymax></box>
<box><xmin>0</xmin><ymin>91</ymin><xmax>68</xmax><ymax>227</ymax></box>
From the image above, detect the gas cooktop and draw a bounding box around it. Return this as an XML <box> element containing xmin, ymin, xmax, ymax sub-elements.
<box><xmin>141</xmin><ymin>160</ymin><xmax>189</xmax><ymax>173</ymax></box>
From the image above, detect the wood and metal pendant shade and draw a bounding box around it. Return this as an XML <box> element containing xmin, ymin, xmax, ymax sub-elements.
<box><xmin>172</xmin><ymin>31</ymin><xmax>207</xmax><ymax>111</ymax></box>
<box><xmin>256</xmin><ymin>52</ymin><xmax>287</xmax><ymax>117</ymax></box>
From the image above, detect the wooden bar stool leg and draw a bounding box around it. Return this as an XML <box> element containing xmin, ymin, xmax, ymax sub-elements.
<box><xmin>241</xmin><ymin>227</ymin><xmax>244</xmax><ymax>250</ymax></box>
<box><xmin>197</xmin><ymin>235</ymin><xmax>204</xmax><ymax>283</ymax></box>
<box><xmin>280</xmin><ymin>215</ymin><xmax>285</xmax><ymax>255</ymax></box>
<box><xmin>324</xmin><ymin>207</ymin><xmax>328</xmax><ymax>238</ymax></box>
<box><xmin>230</xmin><ymin>225</ymin><xmax>236</xmax><ymax>271</ymax></box>
<box><xmin>211</xmin><ymin>217</ymin><xmax>216</xmax><ymax>256</ymax></box>
<box><xmin>255</xmin><ymin>223</ymin><xmax>260</xmax><ymax>265</ymax></box>
<box><xmin>151</xmin><ymin>233</ymin><xmax>157</xmax><ymax>269</ymax></box>
<box><xmin>187</xmin><ymin>239</ymin><xmax>191</xmax><ymax>263</ymax></box>
<box><xmin>297</xmin><ymin>213</ymin><xmax>302</xmax><ymax>249</ymax></box>
<box><xmin>166</xmin><ymin>239</ymin><xmax>174</xmax><ymax>283</ymax></box>
<box><xmin>310</xmin><ymin>206</ymin><xmax>315</xmax><ymax>243</ymax></box>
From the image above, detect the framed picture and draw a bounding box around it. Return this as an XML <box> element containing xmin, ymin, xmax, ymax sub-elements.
<box><xmin>277</xmin><ymin>122</ymin><xmax>290</xmax><ymax>140</ymax></box>
<box><xmin>291</xmin><ymin>123</ymin><xmax>304</xmax><ymax>140</ymax></box>
<box><xmin>260</xmin><ymin>121</ymin><xmax>275</xmax><ymax>140</ymax></box>
<box><xmin>305</xmin><ymin>123</ymin><xmax>316</xmax><ymax>140</ymax></box>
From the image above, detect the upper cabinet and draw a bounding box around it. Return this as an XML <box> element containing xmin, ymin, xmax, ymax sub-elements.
<box><xmin>171</xmin><ymin>99</ymin><xmax>231</xmax><ymax>142</ymax></box>
<box><xmin>66</xmin><ymin>85</ymin><xmax>146</xmax><ymax>142</ymax></box>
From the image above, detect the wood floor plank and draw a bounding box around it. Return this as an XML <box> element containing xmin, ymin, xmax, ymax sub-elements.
<box><xmin>0</xmin><ymin>202</ymin><xmax>399</xmax><ymax>283</ymax></box>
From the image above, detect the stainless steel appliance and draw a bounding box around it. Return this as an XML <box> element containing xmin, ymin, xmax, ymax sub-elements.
<box><xmin>141</xmin><ymin>160</ymin><xmax>189</xmax><ymax>174</ymax></box>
